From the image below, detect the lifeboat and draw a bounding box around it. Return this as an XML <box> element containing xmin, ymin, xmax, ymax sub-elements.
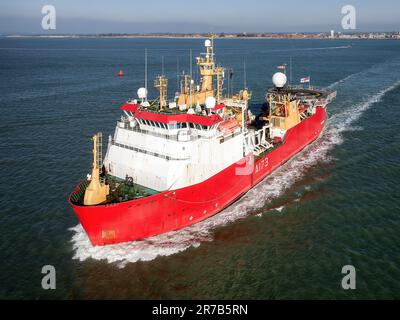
<box><xmin>218</xmin><ymin>118</ymin><xmax>239</xmax><ymax>135</ymax></box>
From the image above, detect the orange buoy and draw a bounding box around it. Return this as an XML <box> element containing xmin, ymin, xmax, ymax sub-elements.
<box><xmin>118</xmin><ymin>70</ymin><xmax>124</xmax><ymax>77</ymax></box>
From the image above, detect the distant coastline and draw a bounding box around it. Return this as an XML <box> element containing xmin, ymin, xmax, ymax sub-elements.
<box><xmin>3</xmin><ymin>31</ymin><xmax>400</xmax><ymax>40</ymax></box>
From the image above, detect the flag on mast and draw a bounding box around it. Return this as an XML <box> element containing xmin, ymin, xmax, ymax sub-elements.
<box><xmin>277</xmin><ymin>65</ymin><xmax>286</xmax><ymax>70</ymax></box>
<box><xmin>300</xmin><ymin>76</ymin><xmax>310</xmax><ymax>83</ymax></box>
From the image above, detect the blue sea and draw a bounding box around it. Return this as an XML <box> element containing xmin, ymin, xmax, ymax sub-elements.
<box><xmin>0</xmin><ymin>37</ymin><xmax>399</xmax><ymax>299</ymax></box>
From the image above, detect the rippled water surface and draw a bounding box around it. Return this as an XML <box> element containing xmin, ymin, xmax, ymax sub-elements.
<box><xmin>0</xmin><ymin>38</ymin><xmax>399</xmax><ymax>299</ymax></box>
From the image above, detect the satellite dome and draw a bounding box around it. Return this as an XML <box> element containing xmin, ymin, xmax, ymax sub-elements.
<box><xmin>137</xmin><ymin>87</ymin><xmax>147</xmax><ymax>99</ymax></box>
<box><xmin>272</xmin><ymin>72</ymin><xmax>287</xmax><ymax>88</ymax></box>
<box><xmin>205</xmin><ymin>96</ymin><xmax>216</xmax><ymax>109</ymax></box>
<box><xmin>205</xmin><ymin>39</ymin><xmax>212</xmax><ymax>47</ymax></box>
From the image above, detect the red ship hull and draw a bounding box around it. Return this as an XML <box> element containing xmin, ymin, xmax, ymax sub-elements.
<box><xmin>69</xmin><ymin>107</ymin><xmax>327</xmax><ymax>246</ymax></box>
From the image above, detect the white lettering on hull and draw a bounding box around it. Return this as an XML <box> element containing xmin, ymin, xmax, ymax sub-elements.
<box><xmin>255</xmin><ymin>157</ymin><xmax>269</xmax><ymax>174</ymax></box>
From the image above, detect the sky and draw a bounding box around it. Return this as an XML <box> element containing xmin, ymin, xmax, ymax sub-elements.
<box><xmin>0</xmin><ymin>0</ymin><xmax>399</xmax><ymax>34</ymax></box>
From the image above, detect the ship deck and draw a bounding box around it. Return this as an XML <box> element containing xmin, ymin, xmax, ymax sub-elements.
<box><xmin>70</xmin><ymin>174</ymin><xmax>159</xmax><ymax>206</ymax></box>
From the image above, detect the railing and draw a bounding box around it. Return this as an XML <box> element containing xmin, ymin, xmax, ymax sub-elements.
<box><xmin>244</xmin><ymin>125</ymin><xmax>274</xmax><ymax>156</ymax></box>
<box><xmin>254</xmin><ymin>126</ymin><xmax>269</xmax><ymax>146</ymax></box>
<box><xmin>70</xmin><ymin>179</ymin><xmax>90</xmax><ymax>204</ymax></box>
<box><xmin>287</xmin><ymin>85</ymin><xmax>337</xmax><ymax>103</ymax></box>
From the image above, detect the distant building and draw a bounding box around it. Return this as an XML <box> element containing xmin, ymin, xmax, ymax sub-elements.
<box><xmin>330</xmin><ymin>30</ymin><xmax>335</xmax><ymax>39</ymax></box>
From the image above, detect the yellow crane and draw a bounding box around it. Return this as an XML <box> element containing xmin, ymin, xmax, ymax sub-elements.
<box><xmin>84</xmin><ymin>132</ymin><xmax>109</xmax><ymax>205</ymax></box>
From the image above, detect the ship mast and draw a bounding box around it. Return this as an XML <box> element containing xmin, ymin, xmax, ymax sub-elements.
<box><xmin>177</xmin><ymin>35</ymin><xmax>224</xmax><ymax>108</ymax></box>
<box><xmin>145</xmin><ymin>48</ymin><xmax>148</xmax><ymax>102</ymax></box>
<box><xmin>198</xmin><ymin>36</ymin><xmax>224</xmax><ymax>102</ymax></box>
<box><xmin>154</xmin><ymin>75</ymin><xmax>168</xmax><ymax>111</ymax></box>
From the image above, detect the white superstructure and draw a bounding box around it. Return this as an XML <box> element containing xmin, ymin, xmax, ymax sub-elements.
<box><xmin>104</xmin><ymin>101</ymin><xmax>247</xmax><ymax>191</ymax></box>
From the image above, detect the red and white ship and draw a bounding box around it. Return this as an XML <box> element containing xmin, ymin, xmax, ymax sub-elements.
<box><xmin>69</xmin><ymin>38</ymin><xmax>336</xmax><ymax>246</ymax></box>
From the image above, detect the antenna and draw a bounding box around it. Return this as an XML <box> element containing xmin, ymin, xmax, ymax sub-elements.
<box><xmin>145</xmin><ymin>48</ymin><xmax>148</xmax><ymax>101</ymax></box>
<box><xmin>181</xmin><ymin>70</ymin><xmax>185</xmax><ymax>93</ymax></box>
<box><xmin>176</xmin><ymin>56</ymin><xmax>179</xmax><ymax>92</ymax></box>
<box><xmin>211</xmin><ymin>36</ymin><xmax>215</xmax><ymax>65</ymax></box>
<box><xmin>230</xmin><ymin>69</ymin><xmax>234</xmax><ymax>96</ymax></box>
<box><xmin>189</xmin><ymin>49</ymin><xmax>193</xmax><ymax>79</ymax></box>
<box><xmin>243</xmin><ymin>60</ymin><xmax>247</xmax><ymax>89</ymax></box>
<box><xmin>161</xmin><ymin>55</ymin><xmax>165</xmax><ymax>75</ymax></box>
<box><xmin>189</xmin><ymin>49</ymin><xmax>193</xmax><ymax>107</ymax></box>
<box><xmin>289</xmin><ymin>56</ymin><xmax>293</xmax><ymax>87</ymax></box>
<box><xmin>227</xmin><ymin>68</ymin><xmax>230</xmax><ymax>98</ymax></box>
<box><xmin>195</xmin><ymin>56</ymin><xmax>198</xmax><ymax>84</ymax></box>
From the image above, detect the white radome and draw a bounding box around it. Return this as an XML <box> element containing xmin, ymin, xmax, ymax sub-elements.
<box><xmin>205</xmin><ymin>39</ymin><xmax>212</xmax><ymax>47</ymax></box>
<box><xmin>205</xmin><ymin>96</ymin><xmax>216</xmax><ymax>109</ymax></box>
<box><xmin>272</xmin><ymin>72</ymin><xmax>287</xmax><ymax>88</ymax></box>
<box><xmin>137</xmin><ymin>87</ymin><xmax>147</xmax><ymax>99</ymax></box>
